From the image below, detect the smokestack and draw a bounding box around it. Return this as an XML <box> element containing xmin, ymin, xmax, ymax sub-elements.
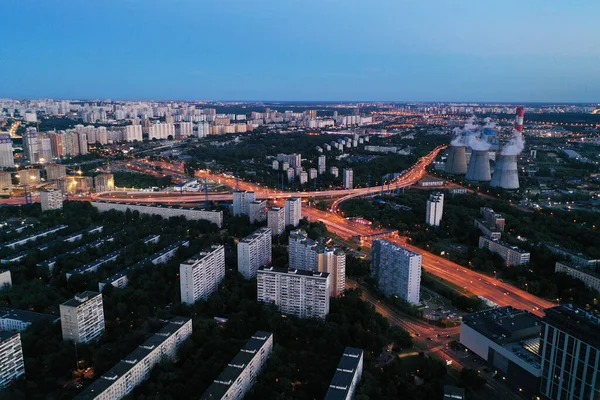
<box><xmin>445</xmin><ymin>145</ymin><xmax>468</xmax><ymax>175</ymax></box>
<box><xmin>465</xmin><ymin>150</ymin><xmax>491</xmax><ymax>182</ymax></box>
<box><xmin>514</xmin><ymin>107</ymin><xmax>525</xmax><ymax>133</ymax></box>
<box><xmin>490</xmin><ymin>155</ymin><xmax>519</xmax><ymax>189</ymax></box>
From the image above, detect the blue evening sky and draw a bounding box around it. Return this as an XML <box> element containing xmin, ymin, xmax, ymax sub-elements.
<box><xmin>1</xmin><ymin>0</ymin><xmax>599</xmax><ymax>102</ymax></box>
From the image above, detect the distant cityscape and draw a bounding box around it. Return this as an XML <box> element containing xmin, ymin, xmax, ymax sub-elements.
<box><xmin>0</xmin><ymin>97</ymin><xmax>598</xmax><ymax>400</ymax></box>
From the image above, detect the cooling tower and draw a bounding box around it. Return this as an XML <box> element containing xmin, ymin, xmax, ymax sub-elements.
<box><xmin>465</xmin><ymin>150</ymin><xmax>491</xmax><ymax>182</ymax></box>
<box><xmin>490</xmin><ymin>155</ymin><xmax>519</xmax><ymax>189</ymax></box>
<box><xmin>445</xmin><ymin>145</ymin><xmax>468</xmax><ymax>175</ymax></box>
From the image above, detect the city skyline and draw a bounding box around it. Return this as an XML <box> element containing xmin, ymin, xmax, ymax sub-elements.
<box><xmin>2</xmin><ymin>1</ymin><xmax>599</xmax><ymax>102</ymax></box>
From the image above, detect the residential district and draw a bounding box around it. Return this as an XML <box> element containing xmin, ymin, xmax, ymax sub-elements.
<box><xmin>0</xmin><ymin>100</ymin><xmax>598</xmax><ymax>399</ymax></box>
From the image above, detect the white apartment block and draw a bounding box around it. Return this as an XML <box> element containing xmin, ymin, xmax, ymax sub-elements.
<box><xmin>277</xmin><ymin>153</ymin><xmax>301</xmax><ymax>168</ymax></box>
<box><xmin>0</xmin><ymin>332</ymin><xmax>25</xmax><ymax>388</ymax></box>
<box><xmin>324</xmin><ymin>347</ymin><xmax>364</xmax><ymax>400</ymax></box>
<box><xmin>233</xmin><ymin>190</ymin><xmax>256</xmax><ymax>216</ymax></box>
<box><xmin>317</xmin><ymin>248</ymin><xmax>346</xmax><ymax>297</ymax></box>
<box><xmin>0</xmin><ymin>307</ymin><xmax>60</xmax><ymax>332</ymax></box>
<box><xmin>249</xmin><ymin>200</ymin><xmax>267</xmax><ymax>223</ymax></box>
<box><xmin>149</xmin><ymin>123</ymin><xmax>175</xmax><ymax>140</ymax></box>
<box><xmin>74</xmin><ymin>318</ymin><xmax>192</xmax><ymax>400</ymax></box>
<box><xmin>343</xmin><ymin>168</ymin><xmax>353</xmax><ymax>189</ymax></box>
<box><xmin>267</xmin><ymin>207</ymin><xmax>285</xmax><ymax>236</ymax></box>
<box><xmin>60</xmin><ymin>291</ymin><xmax>105</xmax><ymax>344</ymax></box>
<box><xmin>330</xmin><ymin>166</ymin><xmax>339</xmax><ymax>178</ymax></box>
<box><xmin>426</xmin><ymin>192</ymin><xmax>444</xmax><ymax>227</ymax></box>
<box><xmin>40</xmin><ymin>189</ymin><xmax>63</xmax><ymax>212</ymax></box>
<box><xmin>201</xmin><ymin>331</ymin><xmax>273</xmax><ymax>400</ymax></box>
<box><xmin>238</xmin><ymin>227</ymin><xmax>272</xmax><ymax>279</ymax></box>
<box><xmin>0</xmin><ymin>134</ymin><xmax>14</xmax><ymax>168</ymax></box>
<box><xmin>318</xmin><ymin>155</ymin><xmax>326</xmax><ymax>174</ymax></box>
<box><xmin>257</xmin><ymin>266</ymin><xmax>330</xmax><ymax>319</ymax></box>
<box><xmin>196</xmin><ymin>122</ymin><xmax>209</xmax><ymax>138</ymax></box>
<box><xmin>285</xmin><ymin>197</ymin><xmax>302</xmax><ymax>227</ymax></box>
<box><xmin>0</xmin><ymin>269</ymin><xmax>12</xmax><ymax>288</ymax></box>
<box><xmin>308</xmin><ymin>168</ymin><xmax>318</xmax><ymax>180</ymax></box>
<box><xmin>289</xmin><ymin>229</ymin><xmax>319</xmax><ymax>271</ymax></box>
<box><xmin>180</xmin><ymin>245</ymin><xmax>225</xmax><ymax>304</ymax></box>
<box><xmin>178</xmin><ymin>121</ymin><xmax>193</xmax><ymax>137</ymax></box>
<box><xmin>124</xmin><ymin>125</ymin><xmax>143</xmax><ymax>142</ymax></box>
<box><xmin>555</xmin><ymin>262</ymin><xmax>600</xmax><ymax>293</ymax></box>
<box><xmin>91</xmin><ymin>201</ymin><xmax>223</xmax><ymax>228</ymax></box>
<box><xmin>478</xmin><ymin>236</ymin><xmax>530</xmax><ymax>266</ymax></box>
<box><xmin>371</xmin><ymin>240</ymin><xmax>422</xmax><ymax>304</ymax></box>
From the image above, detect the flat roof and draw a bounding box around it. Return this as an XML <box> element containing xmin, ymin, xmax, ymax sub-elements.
<box><xmin>201</xmin><ymin>331</ymin><xmax>272</xmax><ymax>399</ymax></box>
<box><xmin>462</xmin><ymin>306</ymin><xmax>541</xmax><ymax>345</ymax></box>
<box><xmin>258</xmin><ymin>265</ymin><xmax>329</xmax><ymax>279</ymax></box>
<box><xmin>61</xmin><ymin>291</ymin><xmax>101</xmax><ymax>308</ymax></box>
<box><xmin>74</xmin><ymin>317</ymin><xmax>191</xmax><ymax>400</ymax></box>
<box><xmin>240</xmin><ymin>227</ymin><xmax>271</xmax><ymax>243</ymax></box>
<box><xmin>92</xmin><ymin>200</ymin><xmax>219</xmax><ymax>213</ymax></box>
<box><xmin>324</xmin><ymin>347</ymin><xmax>364</xmax><ymax>400</ymax></box>
<box><xmin>481</xmin><ymin>236</ymin><xmax>529</xmax><ymax>254</ymax></box>
<box><xmin>0</xmin><ymin>307</ymin><xmax>60</xmax><ymax>325</ymax></box>
<box><xmin>373</xmin><ymin>239</ymin><xmax>422</xmax><ymax>258</ymax></box>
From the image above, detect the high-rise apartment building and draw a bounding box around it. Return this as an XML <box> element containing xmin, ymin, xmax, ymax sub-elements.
<box><xmin>371</xmin><ymin>240</ymin><xmax>422</xmax><ymax>304</ymax></box>
<box><xmin>0</xmin><ymin>172</ymin><xmax>10</xmax><ymax>190</ymax></box>
<box><xmin>18</xmin><ymin>168</ymin><xmax>40</xmax><ymax>186</ymax></box>
<box><xmin>318</xmin><ymin>155</ymin><xmax>326</xmax><ymax>175</ymax></box>
<box><xmin>48</xmin><ymin>133</ymin><xmax>64</xmax><ymax>158</ymax></box>
<box><xmin>308</xmin><ymin>168</ymin><xmax>318</xmax><ymax>180</ymax></box>
<box><xmin>257</xmin><ymin>266</ymin><xmax>330</xmax><ymax>319</ymax></box>
<box><xmin>196</xmin><ymin>122</ymin><xmax>209</xmax><ymax>138</ymax></box>
<box><xmin>0</xmin><ymin>332</ymin><xmax>25</xmax><ymax>388</ymax></box>
<box><xmin>233</xmin><ymin>190</ymin><xmax>256</xmax><ymax>216</ymax></box>
<box><xmin>288</xmin><ymin>229</ymin><xmax>345</xmax><ymax>297</ymax></box>
<box><xmin>94</xmin><ymin>173</ymin><xmax>115</xmax><ymax>192</ymax></box>
<box><xmin>330</xmin><ymin>166</ymin><xmax>339</xmax><ymax>178</ymax></box>
<box><xmin>277</xmin><ymin>153</ymin><xmax>301</xmax><ymax>168</ymax></box>
<box><xmin>267</xmin><ymin>207</ymin><xmax>285</xmax><ymax>236</ymax></box>
<box><xmin>426</xmin><ymin>192</ymin><xmax>444</xmax><ymax>227</ymax></box>
<box><xmin>0</xmin><ymin>270</ymin><xmax>11</xmax><ymax>288</ymax></box>
<box><xmin>45</xmin><ymin>163</ymin><xmax>66</xmax><ymax>181</ymax></box>
<box><xmin>59</xmin><ymin>291</ymin><xmax>105</xmax><ymax>343</ymax></box>
<box><xmin>180</xmin><ymin>245</ymin><xmax>225</xmax><ymax>304</ymax></box>
<box><xmin>96</xmin><ymin>126</ymin><xmax>108</xmax><ymax>145</ymax></box>
<box><xmin>238</xmin><ymin>227</ymin><xmax>272</xmax><ymax>279</ymax></box>
<box><xmin>23</xmin><ymin>130</ymin><xmax>39</xmax><ymax>163</ymax></box>
<box><xmin>40</xmin><ymin>189</ymin><xmax>63</xmax><ymax>212</ymax></box>
<box><xmin>77</xmin><ymin>132</ymin><xmax>88</xmax><ymax>155</ymax></box>
<box><xmin>343</xmin><ymin>168</ymin><xmax>353</xmax><ymax>189</ymax></box>
<box><xmin>149</xmin><ymin>123</ymin><xmax>175</xmax><ymax>140</ymax></box>
<box><xmin>124</xmin><ymin>124</ymin><xmax>143</xmax><ymax>142</ymax></box>
<box><xmin>177</xmin><ymin>121</ymin><xmax>193</xmax><ymax>138</ymax></box>
<box><xmin>249</xmin><ymin>200</ymin><xmax>267</xmax><ymax>223</ymax></box>
<box><xmin>481</xmin><ymin>207</ymin><xmax>505</xmax><ymax>231</ymax></box>
<box><xmin>0</xmin><ymin>134</ymin><xmax>15</xmax><ymax>168</ymax></box>
<box><xmin>285</xmin><ymin>197</ymin><xmax>302</xmax><ymax>227</ymax></box>
<box><xmin>540</xmin><ymin>305</ymin><xmax>600</xmax><ymax>400</ymax></box>
<box><xmin>324</xmin><ymin>347</ymin><xmax>364</xmax><ymax>400</ymax></box>
<box><xmin>201</xmin><ymin>332</ymin><xmax>273</xmax><ymax>400</ymax></box>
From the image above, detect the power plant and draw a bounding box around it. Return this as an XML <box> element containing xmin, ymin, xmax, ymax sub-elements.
<box><xmin>445</xmin><ymin>145</ymin><xmax>468</xmax><ymax>175</ymax></box>
<box><xmin>465</xmin><ymin>150</ymin><xmax>491</xmax><ymax>182</ymax></box>
<box><xmin>490</xmin><ymin>155</ymin><xmax>519</xmax><ymax>189</ymax></box>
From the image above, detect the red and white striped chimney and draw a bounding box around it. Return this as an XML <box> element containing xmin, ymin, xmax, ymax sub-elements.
<box><xmin>514</xmin><ymin>106</ymin><xmax>525</xmax><ymax>133</ymax></box>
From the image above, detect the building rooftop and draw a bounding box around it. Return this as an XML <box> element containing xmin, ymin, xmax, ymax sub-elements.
<box><xmin>481</xmin><ymin>236</ymin><xmax>529</xmax><ymax>254</ymax></box>
<box><xmin>92</xmin><ymin>200</ymin><xmax>219</xmax><ymax>213</ymax></box>
<box><xmin>544</xmin><ymin>304</ymin><xmax>600</xmax><ymax>348</ymax></box>
<box><xmin>258</xmin><ymin>265</ymin><xmax>329</xmax><ymax>279</ymax></box>
<box><xmin>373</xmin><ymin>239</ymin><xmax>422</xmax><ymax>258</ymax></box>
<box><xmin>324</xmin><ymin>347</ymin><xmax>363</xmax><ymax>400</ymax></box>
<box><xmin>0</xmin><ymin>331</ymin><xmax>19</xmax><ymax>342</ymax></box>
<box><xmin>181</xmin><ymin>245</ymin><xmax>223</xmax><ymax>266</ymax></box>
<box><xmin>61</xmin><ymin>291</ymin><xmax>101</xmax><ymax>308</ymax></box>
<box><xmin>0</xmin><ymin>307</ymin><xmax>60</xmax><ymax>326</ymax></box>
<box><xmin>463</xmin><ymin>306</ymin><xmax>542</xmax><ymax>345</ymax></box>
<box><xmin>240</xmin><ymin>227</ymin><xmax>271</xmax><ymax>243</ymax></box>
<box><xmin>201</xmin><ymin>331</ymin><xmax>272</xmax><ymax>399</ymax></box>
<box><xmin>74</xmin><ymin>317</ymin><xmax>191</xmax><ymax>400</ymax></box>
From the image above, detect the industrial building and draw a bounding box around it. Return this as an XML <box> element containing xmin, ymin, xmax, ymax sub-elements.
<box><xmin>60</xmin><ymin>291</ymin><xmax>105</xmax><ymax>344</ymax></box>
<box><xmin>460</xmin><ymin>307</ymin><xmax>542</xmax><ymax>398</ymax></box>
<box><xmin>237</xmin><ymin>227</ymin><xmax>272</xmax><ymax>280</ymax></box>
<box><xmin>91</xmin><ymin>201</ymin><xmax>223</xmax><ymax>227</ymax></box>
<box><xmin>445</xmin><ymin>145</ymin><xmax>468</xmax><ymax>175</ymax></box>
<box><xmin>478</xmin><ymin>236</ymin><xmax>530</xmax><ymax>266</ymax></box>
<box><xmin>540</xmin><ymin>305</ymin><xmax>600</xmax><ymax>400</ymax></box>
<box><xmin>74</xmin><ymin>317</ymin><xmax>192</xmax><ymax>400</ymax></box>
<box><xmin>324</xmin><ymin>347</ymin><xmax>364</xmax><ymax>400</ymax></box>
<box><xmin>490</xmin><ymin>154</ymin><xmax>520</xmax><ymax>189</ymax></box>
<box><xmin>201</xmin><ymin>331</ymin><xmax>273</xmax><ymax>400</ymax></box>
<box><xmin>371</xmin><ymin>240</ymin><xmax>422</xmax><ymax>304</ymax></box>
<box><xmin>180</xmin><ymin>245</ymin><xmax>225</xmax><ymax>304</ymax></box>
<box><xmin>465</xmin><ymin>150</ymin><xmax>491</xmax><ymax>182</ymax></box>
<box><xmin>257</xmin><ymin>266</ymin><xmax>330</xmax><ymax>319</ymax></box>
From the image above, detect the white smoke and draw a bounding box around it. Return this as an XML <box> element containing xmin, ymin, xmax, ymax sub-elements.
<box><xmin>451</xmin><ymin>116</ymin><xmax>479</xmax><ymax>146</ymax></box>
<box><xmin>450</xmin><ymin>127</ymin><xmax>466</xmax><ymax>146</ymax></box>
<box><xmin>483</xmin><ymin>118</ymin><xmax>497</xmax><ymax>130</ymax></box>
<box><xmin>501</xmin><ymin>129</ymin><xmax>525</xmax><ymax>155</ymax></box>
<box><xmin>467</xmin><ymin>134</ymin><xmax>491</xmax><ymax>151</ymax></box>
